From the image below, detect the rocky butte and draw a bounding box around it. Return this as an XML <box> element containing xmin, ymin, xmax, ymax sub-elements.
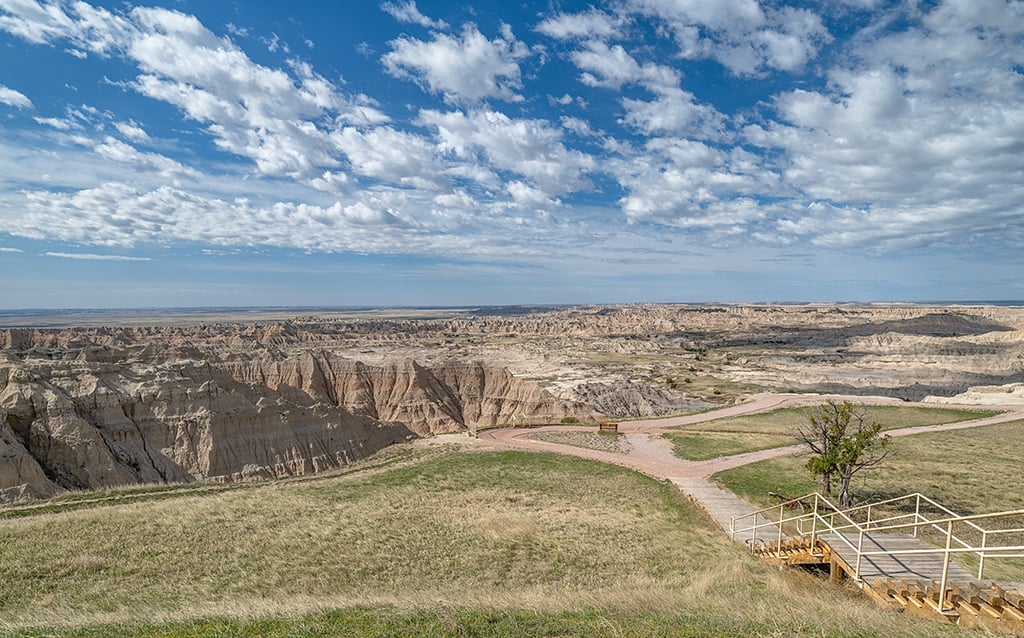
<box><xmin>2</xmin><ymin>303</ymin><xmax>1024</xmax><ymax>504</ymax></box>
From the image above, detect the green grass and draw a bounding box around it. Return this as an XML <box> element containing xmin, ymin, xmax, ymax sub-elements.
<box><xmin>0</xmin><ymin>447</ymin><xmax>970</xmax><ymax>637</ymax></box>
<box><xmin>672</xmin><ymin>405</ymin><xmax>1001</xmax><ymax>436</ymax></box>
<box><xmin>0</xmin><ymin>605</ymin><xmax>975</xmax><ymax>638</ymax></box>
<box><xmin>663</xmin><ymin>432</ymin><xmax>794</xmax><ymax>461</ymax></box>
<box><xmin>664</xmin><ymin>405</ymin><xmax>997</xmax><ymax>461</ymax></box>
<box><xmin>714</xmin><ymin>419</ymin><xmax>1024</xmax><ymax>582</ymax></box>
<box><xmin>714</xmin><ymin>419</ymin><xmax>1024</xmax><ymax>513</ymax></box>
<box><xmin>712</xmin><ymin>458</ymin><xmax>818</xmax><ymax>507</ymax></box>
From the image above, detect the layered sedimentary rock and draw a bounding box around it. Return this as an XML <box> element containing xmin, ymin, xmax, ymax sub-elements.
<box><xmin>5</xmin><ymin>303</ymin><xmax>1024</xmax><ymax>502</ymax></box>
<box><xmin>573</xmin><ymin>382</ymin><xmax>715</xmax><ymax>418</ymax></box>
<box><xmin>0</xmin><ymin>346</ymin><xmax>594</xmax><ymax>503</ymax></box>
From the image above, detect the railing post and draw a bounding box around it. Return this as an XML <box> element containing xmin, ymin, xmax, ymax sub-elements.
<box><xmin>866</xmin><ymin>503</ymin><xmax>872</xmax><ymax>529</ymax></box>
<box><xmin>938</xmin><ymin>519</ymin><xmax>953</xmax><ymax>612</ymax></box>
<box><xmin>730</xmin><ymin>515</ymin><xmax>735</xmax><ymax>541</ymax></box>
<box><xmin>914</xmin><ymin>495</ymin><xmax>921</xmax><ymax>538</ymax></box>
<box><xmin>810</xmin><ymin>494</ymin><xmax>818</xmax><ymax>553</ymax></box>
<box><xmin>854</xmin><ymin>529</ymin><xmax>864</xmax><ymax>580</ymax></box>
<box><xmin>978</xmin><ymin>530</ymin><xmax>987</xmax><ymax>580</ymax></box>
<box><xmin>776</xmin><ymin>503</ymin><xmax>785</xmax><ymax>558</ymax></box>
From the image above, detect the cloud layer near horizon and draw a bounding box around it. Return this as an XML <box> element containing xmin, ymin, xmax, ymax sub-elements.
<box><xmin>0</xmin><ymin>0</ymin><xmax>1021</xmax><ymax>278</ymax></box>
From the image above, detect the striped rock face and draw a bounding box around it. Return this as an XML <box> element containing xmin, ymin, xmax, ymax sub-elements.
<box><xmin>0</xmin><ymin>345</ymin><xmax>596</xmax><ymax>503</ymax></box>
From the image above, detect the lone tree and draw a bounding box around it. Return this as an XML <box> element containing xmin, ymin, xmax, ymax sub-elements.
<box><xmin>795</xmin><ymin>400</ymin><xmax>892</xmax><ymax>509</ymax></box>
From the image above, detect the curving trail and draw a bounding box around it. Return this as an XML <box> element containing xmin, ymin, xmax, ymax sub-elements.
<box><xmin>471</xmin><ymin>393</ymin><xmax>1024</xmax><ymax>536</ymax></box>
<box><xmin>475</xmin><ymin>393</ymin><xmax>1024</xmax><ymax>480</ymax></box>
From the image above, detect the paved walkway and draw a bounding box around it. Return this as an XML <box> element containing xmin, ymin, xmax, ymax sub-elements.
<box><xmin>671</xmin><ymin>476</ymin><xmax>781</xmax><ymax>544</ymax></box>
<box><xmin>477</xmin><ymin>393</ymin><xmax>1024</xmax><ymax>480</ymax></box>
<box><xmin>470</xmin><ymin>393</ymin><xmax>1024</xmax><ymax>550</ymax></box>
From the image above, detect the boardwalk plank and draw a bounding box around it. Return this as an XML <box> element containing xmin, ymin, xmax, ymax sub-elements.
<box><xmin>819</xmin><ymin>532</ymin><xmax>974</xmax><ymax>581</ymax></box>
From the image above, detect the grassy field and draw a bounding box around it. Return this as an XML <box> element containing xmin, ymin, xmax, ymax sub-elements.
<box><xmin>714</xmin><ymin>419</ymin><xmax>1024</xmax><ymax>582</ymax></box>
<box><xmin>672</xmin><ymin>405</ymin><xmax>1001</xmax><ymax>435</ymax></box>
<box><xmin>0</xmin><ymin>446</ymin><xmax>973</xmax><ymax>637</ymax></box>
<box><xmin>666</xmin><ymin>405</ymin><xmax>1000</xmax><ymax>460</ymax></box>
<box><xmin>663</xmin><ymin>431</ymin><xmax>794</xmax><ymax>461</ymax></box>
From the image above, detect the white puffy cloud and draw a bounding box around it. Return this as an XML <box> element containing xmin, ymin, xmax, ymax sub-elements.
<box><xmin>92</xmin><ymin>136</ymin><xmax>197</xmax><ymax>179</ymax></box>
<box><xmin>331</xmin><ymin>125</ymin><xmax>446</xmax><ymax>190</ymax></box>
<box><xmin>381</xmin><ymin>1</ymin><xmax>448</xmax><ymax>30</ymax></box>
<box><xmin>562</xmin><ymin>39</ymin><xmax>727</xmax><ymax>140</ymax></box>
<box><xmin>0</xmin><ymin>179</ymin><xmax>603</xmax><ymax>261</ymax></box>
<box><xmin>5</xmin><ymin>181</ymin><xmax>411</xmax><ymax>250</ymax></box>
<box><xmin>383</xmin><ymin>23</ymin><xmax>529</xmax><ymax>103</ymax></box>
<box><xmin>418</xmin><ymin>108</ymin><xmax>594</xmax><ymax>197</ymax></box>
<box><xmin>536</xmin><ymin>9</ymin><xmax>623</xmax><ymax>40</ymax></box>
<box><xmin>114</xmin><ymin>120</ymin><xmax>149</xmax><ymax>141</ymax></box>
<box><xmin>33</xmin><ymin>116</ymin><xmax>73</xmax><ymax>129</ymax></box>
<box><xmin>611</xmin><ymin>138</ymin><xmax>778</xmax><ymax>229</ymax></box>
<box><xmin>0</xmin><ymin>0</ymin><xmax>132</xmax><ymax>55</ymax></box>
<box><xmin>745</xmin><ymin>0</ymin><xmax>1024</xmax><ymax>248</ymax></box>
<box><xmin>560</xmin><ymin>116</ymin><xmax>597</xmax><ymax>138</ymax></box>
<box><xmin>571</xmin><ymin>40</ymin><xmax>679</xmax><ymax>90</ymax></box>
<box><xmin>505</xmin><ymin>180</ymin><xmax>557</xmax><ymax>208</ymax></box>
<box><xmin>832</xmin><ymin>0</ymin><xmax>882</xmax><ymax>7</ymax></box>
<box><xmin>621</xmin><ymin>87</ymin><xmax>725</xmax><ymax>139</ymax></box>
<box><xmin>125</xmin><ymin>7</ymin><xmax>390</xmax><ymax>179</ymax></box>
<box><xmin>0</xmin><ymin>84</ymin><xmax>32</xmax><ymax>109</ymax></box>
<box><xmin>0</xmin><ymin>2</ymin><xmax>392</xmax><ymax>183</ymax></box>
<box><xmin>627</xmin><ymin>0</ymin><xmax>831</xmax><ymax>75</ymax></box>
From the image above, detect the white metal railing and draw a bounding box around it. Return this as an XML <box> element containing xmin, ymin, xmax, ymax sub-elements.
<box><xmin>730</xmin><ymin>492</ymin><xmax>1024</xmax><ymax>612</ymax></box>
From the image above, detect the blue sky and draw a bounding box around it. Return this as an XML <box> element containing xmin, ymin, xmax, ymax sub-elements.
<box><xmin>0</xmin><ymin>0</ymin><xmax>1022</xmax><ymax>308</ymax></box>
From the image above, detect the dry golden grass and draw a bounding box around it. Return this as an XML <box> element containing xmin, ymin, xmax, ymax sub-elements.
<box><xmin>0</xmin><ymin>447</ymin><xmax>991</xmax><ymax>637</ymax></box>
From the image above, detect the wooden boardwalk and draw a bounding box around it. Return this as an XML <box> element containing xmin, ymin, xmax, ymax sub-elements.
<box><xmin>818</xmin><ymin>532</ymin><xmax>974</xmax><ymax>582</ymax></box>
<box><xmin>672</xmin><ymin>478</ymin><xmax>979</xmax><ymax>585</ymax></box>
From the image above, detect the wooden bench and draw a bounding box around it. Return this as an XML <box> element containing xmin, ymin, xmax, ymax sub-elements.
<box><xmin>599</xmin><ymin>422</ymin><xmax>618</xmax><ymax>432</ymax></box>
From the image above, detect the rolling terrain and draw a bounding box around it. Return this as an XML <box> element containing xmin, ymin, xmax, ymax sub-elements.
<box><xmin>3</xmin><ymin>303</ymin><xmax>1024</xmax><ymax>502</ymax></box>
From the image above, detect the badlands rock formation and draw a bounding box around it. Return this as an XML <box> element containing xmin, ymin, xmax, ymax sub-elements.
<box><xmin>3</xmin><ymin>303</ymin><xmax>1024</xmax><ymax>503</ymax></box>
<box><xmin>0</xmin><ymin>341</ymin><xmax>594</xmax><ymax>503</ymax></box>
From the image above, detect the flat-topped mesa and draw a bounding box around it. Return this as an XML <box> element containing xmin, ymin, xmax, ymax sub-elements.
<box><xmin>0</xmin><ymin>348</ymin><xmax>596</xmax><ymax>503</ymax></box>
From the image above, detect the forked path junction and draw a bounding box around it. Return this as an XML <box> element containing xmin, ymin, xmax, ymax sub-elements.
<box><xmin>472</xmin><ymin>392</ymin><xmax>1024</xmax><ymax>540</ymax></box>
<box><xmin>469</xmin><ymin>393</ymin><xmax>1024</xmax><ymax>630</ymax></box>
<box><xmin>476</xmin><ymin>392</ymin><xmax>1024</xmax><ymax>482</ymax></box>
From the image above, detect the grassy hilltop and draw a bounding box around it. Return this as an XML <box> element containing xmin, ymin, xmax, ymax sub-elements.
<box><xmin>0</xmin><ymin>445</ymin><xmax>969</xmax><ymax>638</ymax></box>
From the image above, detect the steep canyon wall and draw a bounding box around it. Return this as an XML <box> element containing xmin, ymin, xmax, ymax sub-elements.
<box><xmin>0</xmin><ymin>344</ymin><xmax>593</xmax><ymax>503</ymax></box>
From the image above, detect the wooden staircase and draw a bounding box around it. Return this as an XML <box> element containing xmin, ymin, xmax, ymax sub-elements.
<box><xmin>871</xmin><ymin>578</ymin><xmax>1024</xmax><ymax>632</ymax></box>
<box><xmin>734</xmin><ymin>492</ymin><xmax>1024</xmax><ymax>632</ymax></box>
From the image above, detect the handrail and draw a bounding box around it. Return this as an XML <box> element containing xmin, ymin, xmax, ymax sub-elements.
<box><xmin>915</xmin><ymin>492</ymin><xmax>987</xmax><ymax>534</ymax></box>
<box><xmin>839</xmin><ymin>492</ymin><xmax>982</xmax><ymax>528</ymax></box>
<box><xmin>732</xmin><ymin>491</ymin><xmax>1022</xmax><ymax>538</ymax></box>
<box><xmin>850</xmin><ymin>507</ymin><xmax>1024</xmax><ymax>535</ymax></box>
<box><xmin>730</xmin><ymin>489</ymin><xmax>1024</xmax><ymax>608</ymax></box>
